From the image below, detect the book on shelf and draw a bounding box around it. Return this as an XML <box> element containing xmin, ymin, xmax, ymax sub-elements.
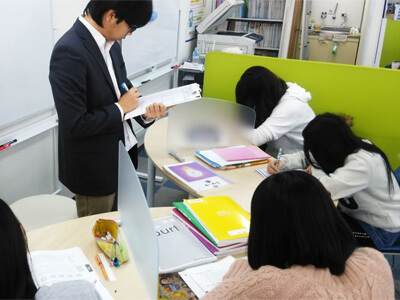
<box><xmin>162</xmin><ymin>161</ymin><xmax>232</xmax><ymax>194</ymax></box>
<box><xmin>195</xmin><ymin>145</ymin><xmax>270</xmax><ymax>170</ymax></box>
<box><xmin>183</xmin><ymin>196</ymin><xmax>250</xmax><ymax>247</ymax></box>
<box><xmin>154</xmin><ymin>216</ymin><xmax>216</xmax><ymax>274</ymax></box>
<box><xmin>178</xmin><ymin>255</ymin><xmax>237</xmax><ymax>299</ymax></box>
<box><xmin>124</xmin><ymin>83</ymin><xmax>201</xmax><ymax>120</ymax></box>
<box><xmin>30</xmin><ymin>247</ymin><xmax>113</xmax><ymax>300</ymax></box>
<box><xmin>172</xmin><ymin>207</ymin><xmax>247</xmax><ymax>257</ymax></box>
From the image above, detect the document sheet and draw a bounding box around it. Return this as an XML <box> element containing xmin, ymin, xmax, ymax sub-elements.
<box><xmin>179</xmin><ymin>255</ymin><xmax>236</xmax><ymax>298</ymax></box>
<box><xmin>30</xmin><ymin>247</ymin><xmax>113</xmax><ymax>300</ymax></box>
<box><xmin>124</xmin><ymin>83</ymin><xmax>201</xmax><ymax>120</ymax></box>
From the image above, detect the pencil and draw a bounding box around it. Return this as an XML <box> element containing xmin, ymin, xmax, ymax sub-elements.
<box><xmin>95</xmin><ymin>253</ymin><xmax>109</xmax><ymax>281</ymax></box>
<box><xmin>222</xmin><ymin>159</ymin><xmax>270</xmax><ymax>170</ymax></box>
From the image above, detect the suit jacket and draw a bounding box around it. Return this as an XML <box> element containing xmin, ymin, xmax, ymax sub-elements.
<box><xmin>49</xmin><ymin>19</ymin><xmax>151</xmax><ymax>196</ymax></box>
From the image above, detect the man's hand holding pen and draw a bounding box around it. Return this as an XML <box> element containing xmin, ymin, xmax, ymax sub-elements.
<box><xmin>118</xmin><ymin>85</ymin><xmax>140</xmax><ymax>114</ymax></box>
<box><xmin>120</xmin><ymin>82</ymin><xmax>166</xmax><ymax>119</ymax></box>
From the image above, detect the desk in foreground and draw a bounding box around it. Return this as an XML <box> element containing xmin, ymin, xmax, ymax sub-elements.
<box><xmin>27</xmin><ymin>208</ymin><xmax>171</xmax><ymax>300</ymax></box>
<box><xmin>144</xmin><ymin>117</ymin><xmax>265</xmax><ymax>212</ymax></box>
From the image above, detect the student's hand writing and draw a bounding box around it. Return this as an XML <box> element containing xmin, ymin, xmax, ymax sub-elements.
<box><xmin>304</xmin><ymin>165</ymin><xmax>312</xmax><ymax>174</ymax></box>
<box><xmin>143</xmin><ymin>103</ymin><xmax>166</xmax><ymax>119</ymax></box>
<box><xmin>118</xmin><ymin>87</ymin><xmax>140</xmax><ymax>114</ymax></box>
<box><xmin>267</xmin><ymin>158</ymin><xmax>283</xmax><ymax>174</ymax></box>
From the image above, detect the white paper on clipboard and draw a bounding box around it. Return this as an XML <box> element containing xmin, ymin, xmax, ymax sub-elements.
<box><xmin>124</xmin><ymin>83</ymin><xmax>202</xmax><ymax>120</ymax></box>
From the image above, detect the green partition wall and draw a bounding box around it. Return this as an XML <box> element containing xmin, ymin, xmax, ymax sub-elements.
<box><xmin>379</xmin><ymin>19</ymin><xmax>400</xmax><ymax>68</ymax></box>
<box><xmin>203</xmin><ymin>52</ymin><xmax>400</xmax><ymax>168</ymax></box>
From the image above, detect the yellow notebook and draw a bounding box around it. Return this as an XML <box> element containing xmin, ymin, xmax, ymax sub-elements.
<box><xmin>183</xmin><ymin>196</ymin><xmax>250</xmax><ymax>247</ymax></box>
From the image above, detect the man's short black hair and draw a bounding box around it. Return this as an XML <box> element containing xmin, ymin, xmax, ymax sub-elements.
<box><xmin>83</xmin><ymin>0</ymin><xmax>153</xmax><ymax>29</ymax></box>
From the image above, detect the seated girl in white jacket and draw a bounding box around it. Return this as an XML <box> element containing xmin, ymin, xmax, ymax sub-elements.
<box><xmin>267</xmin><ymin>113</ymin><xmax>400</xmax><ymax>249</ymax></box>
<box><xmin>236</xmin><ymin>66</ymin><xmax>315</xmax><ymax>155</ymax></box>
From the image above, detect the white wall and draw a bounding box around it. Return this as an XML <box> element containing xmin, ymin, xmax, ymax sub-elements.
<box><xmin>357</xmin><ymin>0</ymin><xmax>387</xmax><ymax>66</ymax></box>
<box><xmin>0</xmin><ymin>127</ymin><xmax>58</xmax><ymax>204</ymax></box>
<box><xmin>310</xmin><ymin>0</ymin><xmax>365</xmax><ymax>28</ymax></box>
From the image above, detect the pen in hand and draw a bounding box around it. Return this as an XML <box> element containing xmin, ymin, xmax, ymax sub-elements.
<box><xmin>121</xmin><ymin>82</ymin><xmax>129</xmax><ymax>93</ymax></box>
<box><xmin>275</xmin><ymin>148</ymin><xmax>282</xmax><ymax>171</ymax></box>
<box><xmin>121</xmin><ymin>82</ymin><xmax>142</xmax><ymax>98</ymax></box>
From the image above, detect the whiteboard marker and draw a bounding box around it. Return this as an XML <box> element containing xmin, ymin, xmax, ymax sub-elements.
<box><xmin>169</xmin><ymin>151</ymin><xmax>185</xmax><ymax>162</ymax></box>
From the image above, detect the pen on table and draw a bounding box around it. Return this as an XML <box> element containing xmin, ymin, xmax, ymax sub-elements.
<box><xmin>169</xmin><ymin>151</ymin><xmax>185</xmax><ymax>162</ymax></box>
<box><xmin>95</xmin><ymin>253</ymin><xmax>109</xmax><ymax>281</ymax></box>
<box><xmin>171</xmin><ymin>65</ymin><xmax>181</xmax><ymax>69</ymax></box>
<box><xmin>275</xmin><ymin>148</ymin><xmax>282</xmax><ymax>170</ymax></box>
<box><xmin>0</xmin><ymin>139</ymin><xmax>17</xmax><ymax>152</ymax></box>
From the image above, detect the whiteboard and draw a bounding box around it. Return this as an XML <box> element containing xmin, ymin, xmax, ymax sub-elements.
<box><xmin>0</xmin><ymin>0</ymin><xmax>54</xmax><ymax>129</ymax></box>
<box><xmin>0</xmin><ymin>0</ymin><xmax>180</xmax><ymax>130</ymax></box>
<box><xmin>122</xmin><ymin>0</ymin><xmax>180</xmax><ymax>79</ymax></box>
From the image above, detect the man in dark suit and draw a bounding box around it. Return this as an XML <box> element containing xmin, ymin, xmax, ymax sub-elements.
<box><xmin>49</xmin><ymin>0</ymin><xmax>165</xmax><ymax>217</ymax></box>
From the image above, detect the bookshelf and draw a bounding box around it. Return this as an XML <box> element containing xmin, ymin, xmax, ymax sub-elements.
<box><xmin>215</xmin><ymin>0</ymin><xmax>290</xmax><ymax>57</ymax></box>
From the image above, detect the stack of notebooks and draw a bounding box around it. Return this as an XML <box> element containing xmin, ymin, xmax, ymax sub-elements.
<box><xmin>195</xmin><ymin>145</ymin><xmax>271</xmax><ymax>169</ymax></box>
<box><xmin>172</xmin><ymin>196</ymin><xmax>250</xmax><ymax>257</ymax></box>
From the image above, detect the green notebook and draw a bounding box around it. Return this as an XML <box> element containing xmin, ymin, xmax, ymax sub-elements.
<box><xmin>172</xmin><ymin>202</ymin><xmax>218</xmax><ymax>246</ymax></box>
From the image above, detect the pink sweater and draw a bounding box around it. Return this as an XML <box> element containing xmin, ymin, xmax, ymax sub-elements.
<box><xmin>201</xmin><ymin>248</ymin><xmax>394</xmax><ymax>300</ymax></box>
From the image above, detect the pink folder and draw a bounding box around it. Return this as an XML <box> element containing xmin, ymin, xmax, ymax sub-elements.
<box><xmin>213</xmin><ymin>145</ymin><xmax>270</xmax><ymax>162</ymax></box>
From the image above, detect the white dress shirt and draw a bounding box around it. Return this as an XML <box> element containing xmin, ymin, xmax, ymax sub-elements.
<box><xmin>79</xmin><ymin>16</ymin><xmax>137</xmax><ymax>150</ymax></box>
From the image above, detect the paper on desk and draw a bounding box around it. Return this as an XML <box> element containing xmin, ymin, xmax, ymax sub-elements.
<box><xmin>179</xmin><ymin>255</ymin><xmax>236</xmax><ymax>298</ymax></box>
<box><xmin>98</xmin><ymin>252</ymin><xmax>116</xmax><ymax>282</ymax></box>
<box><xmin>256</xmin><ymin>168</ymin><xmax>271</xmax><ymax>178</ymax></box>
<box><xmin>124</xmin><ymin>83</ymin><xmax>201</xmax><ymax>120</ymax></box>
<box><xmin>30</xmin><ymin>247</ymin><xmax>113</xmax><ymax>300</ymax></box>
<box><xmin>181</xmin><ymin>62</ymin><xmax>204</xmax><ymax>71</ymax></box>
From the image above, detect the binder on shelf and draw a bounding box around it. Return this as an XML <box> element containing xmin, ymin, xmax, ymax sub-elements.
<box><xmin>183</xmin><ymin>196</ymin><xmax>250</xmax><ymax>247</ymax></box>
<box><xmin>154</xmin><ymin>216</ymin><xmax>216</xmax><ymax>274</ymax></box>
<box><xmin>162</xmin><ymin>161</ymin><xmax>232</xmax><ymax>194</ymax></box>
